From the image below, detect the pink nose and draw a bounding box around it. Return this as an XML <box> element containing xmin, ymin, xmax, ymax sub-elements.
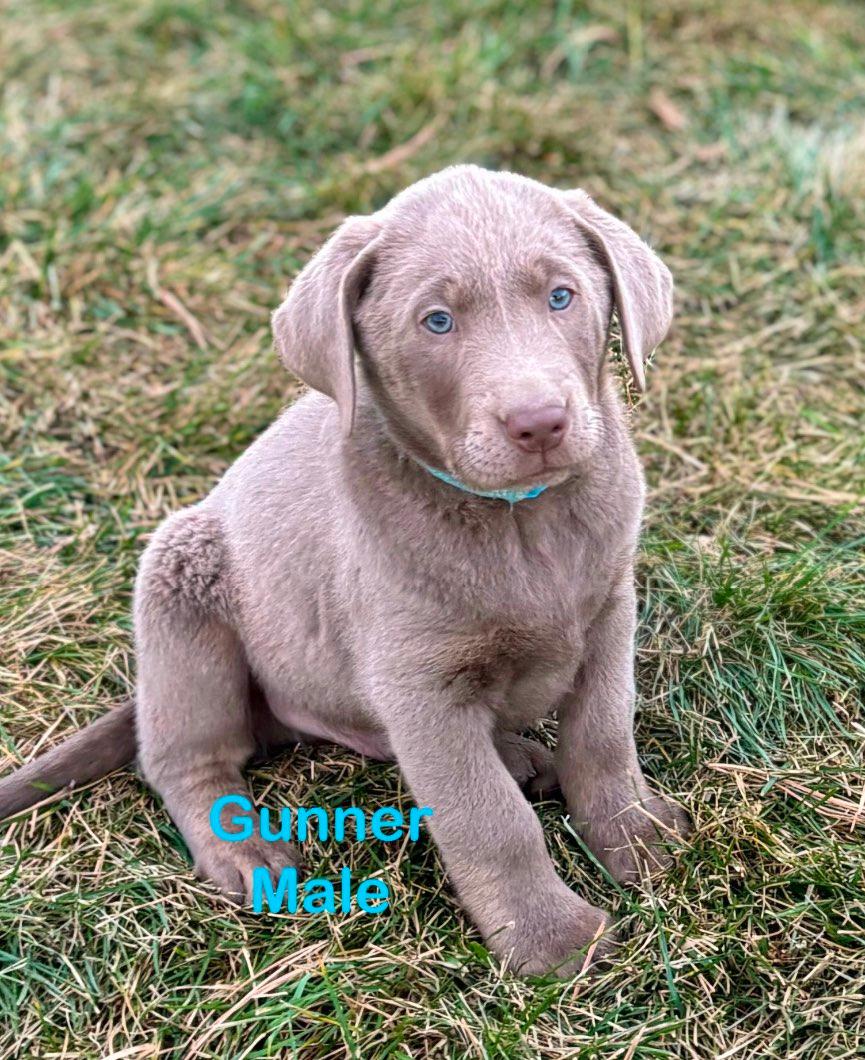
<box><xmin>504</xmin><ymin>405</ymin><xmax>570</xmax><ymax>453</ymax></box>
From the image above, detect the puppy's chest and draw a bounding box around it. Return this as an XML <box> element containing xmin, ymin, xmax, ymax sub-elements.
<box><xmin>438</xmin><ymin>614</ymin><xmax>583</xmax><ymax>727</ymax></box>
<box><xmin>430</xmin><ymin>519</ymin><xmax>610</xmax><ymax>723</ymax></box>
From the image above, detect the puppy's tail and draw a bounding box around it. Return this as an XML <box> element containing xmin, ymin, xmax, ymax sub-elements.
<box><xmin>0</xmin><ymin>699</ymin><xmax>136</xmax><ymax>820</ymax></box>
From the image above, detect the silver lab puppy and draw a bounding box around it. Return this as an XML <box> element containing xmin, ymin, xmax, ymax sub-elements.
<box><xmin>0</xmin><ymin>166</ymin><xmax>689</xmax><ymax>977</ymax></box>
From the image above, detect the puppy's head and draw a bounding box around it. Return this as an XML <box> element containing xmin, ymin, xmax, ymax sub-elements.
<box><xmin>273</xmin><ymin>166</ymin><xmax>673</xmax><ymax>493</ymax></box>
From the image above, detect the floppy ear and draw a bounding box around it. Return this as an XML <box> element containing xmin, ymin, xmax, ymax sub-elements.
<box><xmin>272</xmin><ymin>215</ymin><xmax>381</xmax><ymax>435</ymax></box>
<box><xmin>561</xmin><ymin>190</ymin><xmax>673</xmax><ymax>392</ymax></box>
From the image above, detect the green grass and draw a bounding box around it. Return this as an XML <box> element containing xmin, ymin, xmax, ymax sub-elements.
<box><xmin>2</xmin><ymin>0</ymin><xmax>864</xmax><ymax>1055</ymax></box>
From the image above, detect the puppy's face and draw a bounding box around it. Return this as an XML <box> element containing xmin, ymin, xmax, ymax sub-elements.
<box><xmin>355</xmin><ymin>171</ymin><xmax>613</xmax><ymax>492</ymax></box>
<box><xmin>273</xmin><ymin>166</ymin><xmax>673</xmax><ymax>492</ymax></box>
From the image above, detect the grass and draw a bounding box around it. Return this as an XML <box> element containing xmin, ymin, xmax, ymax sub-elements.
<box><xmin>1</xmin><ymin>0</ymin><xmax>864</xmax><ymax>1055</ymax></box>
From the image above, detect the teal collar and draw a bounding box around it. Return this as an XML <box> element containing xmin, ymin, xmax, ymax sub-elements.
<box><xmin>421</xmin><ymin>464</ymin><xmax>548</xmax><ymax>505</ymax></box>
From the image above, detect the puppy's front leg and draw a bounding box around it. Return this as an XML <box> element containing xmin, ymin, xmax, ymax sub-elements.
<box><xmin>381</xmin><ymin>687</ymin><xmax>614</xmax><ymax>977</ymax></box>
<box><xmin>557</xmin><ymin>581</ymin><xmax>690</xmax><ymax>883</ymax></box>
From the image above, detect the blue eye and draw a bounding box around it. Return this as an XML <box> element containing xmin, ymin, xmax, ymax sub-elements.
<box><xmin>549</xmin><ymin>287</ymin><xmax>573</xmax><ymax>311</ymax></box>
<box><xmin>423</xmin><ymin>310</ymin><xmax>453</xmax><ymax>334</ymax></box>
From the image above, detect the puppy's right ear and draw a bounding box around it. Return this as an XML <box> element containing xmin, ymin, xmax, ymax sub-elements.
<box><xmin>272</xmin><ymin>215</ymin><xmax>381</xmax><ymax>435</ymax></box>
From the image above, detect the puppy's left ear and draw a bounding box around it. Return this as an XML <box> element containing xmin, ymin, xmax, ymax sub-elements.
<box><xmin>272</xmin><ymin>215</ymin><xmax>381</xmax><ymax>435</ymax></box>
<box><xmin>561</xmin><ymin>190</ymin><xmax>673</xmax><ymax>392</ymax></box>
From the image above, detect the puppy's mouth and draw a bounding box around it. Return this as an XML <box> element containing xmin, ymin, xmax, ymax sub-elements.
<box><xmin>505</xmin><ymin>464</ymin><xmax>573</xmax><ymax>490</ymax></box>
<box><xmin>442</xmin><ymin>419</ymin><xmax>598</xmax><ymax>494</ymax></box>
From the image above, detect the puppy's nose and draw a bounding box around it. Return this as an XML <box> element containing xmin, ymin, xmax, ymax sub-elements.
<box><xmin>504</xmin><ymin>405</ymin><xmax>570</xmax><ymax>453</ymax></box>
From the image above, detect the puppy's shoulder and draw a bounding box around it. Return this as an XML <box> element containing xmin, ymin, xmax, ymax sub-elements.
<box><xmin>211</xmin><ymin>393</ymin><xmax>343</xmax><ymax>518</ymax></box>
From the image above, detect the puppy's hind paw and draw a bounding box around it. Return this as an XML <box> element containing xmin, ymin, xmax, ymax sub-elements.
<box><xmin>496</xmin><ymin>731</ymin><xmax>560</xmax><ymax>798</ymax></box>
<box><xmin>194</xmin><ymin>836</ymin><xmax>305</xmax><ymax>905</ymax></box>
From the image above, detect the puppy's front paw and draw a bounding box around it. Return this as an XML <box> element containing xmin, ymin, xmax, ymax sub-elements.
<box><xmin>193</xmin><ymin>836</ymin><xmax>304</xmax><ymax>904</ymax></box>
<box><xmin>493</xmin><ymin>890</ymin><xmax>617</xmax><ymax>978</ymax></box>
<box><xmin>582</xmin><ymin>790</ymin><xmax>691</xmax><ymax>884</ymax></box>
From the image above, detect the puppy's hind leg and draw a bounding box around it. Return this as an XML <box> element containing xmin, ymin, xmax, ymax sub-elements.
<box><xmin>135</xmin><ymin>509</ymin><xmax>301</xmax><ymax>902</ymax></box>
